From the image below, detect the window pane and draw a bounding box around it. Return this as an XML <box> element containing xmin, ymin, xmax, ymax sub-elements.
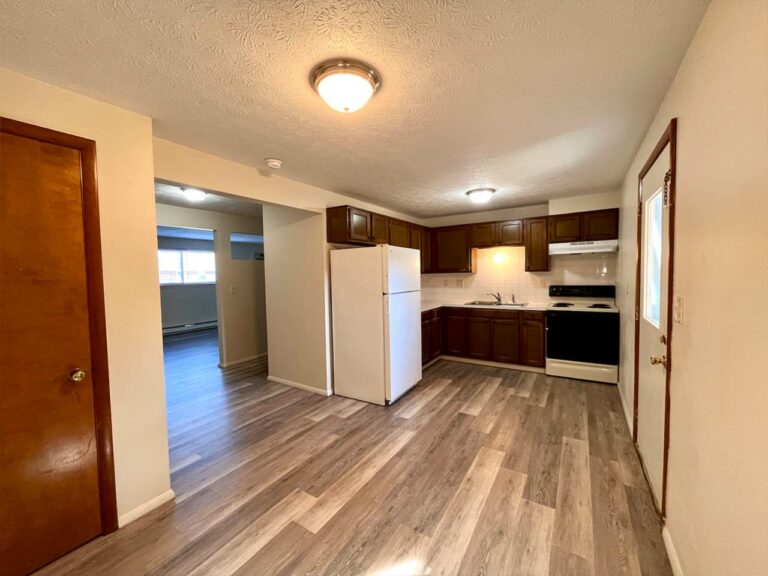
<box><xmin>183</xmin><ymin>251</ymin><xmax>216</xmax><ymax>283</ymax></box>
<box><xmin>158</xmin><ymin>250</ymin><xmax>182</xmax><ymax>284</ymax></box>
<box><xmin>643</xmin><ymin>190</ymin><xmax>663</xmax><ymax>328</ymax></box>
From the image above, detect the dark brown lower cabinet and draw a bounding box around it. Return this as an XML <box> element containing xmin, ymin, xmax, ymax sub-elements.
<box><xmin>519</xmin><ymin>312</ymin><xmax>546</xmax><ymax>367</ymax></box>
<box><xmin>491</xmin><ymin>316</ymin><xmax>520</xmax><ymax>363</ymax></box>
<box><xmin>441</xmin><ymin>308</ymin><xmax>467</xmax><ymax>356</ymax></box>
<box><xmin>427</xmin><ymin>307</ymin><xmax>544</xmax><ymax>368</ymax></box>
<box><xmin>466</xmin><ymin>314</ymin><xmax>492</xmax><ymax>359</ymax></box>
<box><xmin>429</xmin><ymin>315</ymin><xmax>441</xmax><ymax>359</ymax></box>
<box><xmin>421</xmin><ymin>309</ymin><xmax>442</xmax><ymax>365</ymax></box>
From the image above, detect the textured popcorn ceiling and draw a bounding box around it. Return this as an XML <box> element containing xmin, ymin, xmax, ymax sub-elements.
<box><xmin>0</xmin><ymin>0</ymin><xmax>708</xmax><ymax>217</ymax></box>
<box><xmin>155</xmin><ymin>182</ymin><xmax>263</xmax><ymax>218</ymax></box>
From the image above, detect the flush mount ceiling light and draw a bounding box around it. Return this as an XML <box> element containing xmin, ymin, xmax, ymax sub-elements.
<box><xmin>310</xmin><ymin>58</ymin><xmax>381</xmax><ymax>113</ymax></box>
<box><xmin>181</xmin><ymin>187</ymin><xmax>207</xmax><ymax>202</ymax></box>
<box><xmin>466</xmin><ymin>188</ymin><xmax>496</xmax><ymax>204</ymax></box>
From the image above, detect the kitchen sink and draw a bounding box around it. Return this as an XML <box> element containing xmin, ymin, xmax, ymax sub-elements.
<box><xmin>464</xmin><ymin>301</ymin><xmax>529</xmax><ymax>307</ymax></box>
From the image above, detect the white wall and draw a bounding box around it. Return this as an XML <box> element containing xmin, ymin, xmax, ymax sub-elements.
<box><xmin>155</xmin><ymin>203</ymin><xmax>267</xmax><ymax>366</ymax></box>
<box><xmin>616</xmin><ymin>2</ymin><xmax>768</xmax><ymax>574</ymax></box>
<box><xmin>0</xmin><ymin>68</ymin><xmax>172</xmax><ymax>524</ymax></box>
<box><xmin>422</xmin><ymin>247</ymin><xmax>616</xmax><ymax>306</ymax></box>
<box><xmin>263</xmin><ymin>205</ymin><xmax>332</xmax><ymax>395</ymax></box>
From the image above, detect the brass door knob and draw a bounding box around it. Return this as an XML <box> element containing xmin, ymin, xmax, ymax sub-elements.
<box><xmin>649</xmin><ymin>355</ymin><xmax>667</xmax><ymax>368</ymax></box>
<box><xmin>69</xmin><ymin>369</ymin><xmax>86</xmax><ymax>382</ymax></box>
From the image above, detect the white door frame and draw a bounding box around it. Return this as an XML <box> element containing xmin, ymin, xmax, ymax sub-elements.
<box><xmin>633</xmin><ymin>118</ymin><xmax>677</xmax><ymax>520</ymax></box>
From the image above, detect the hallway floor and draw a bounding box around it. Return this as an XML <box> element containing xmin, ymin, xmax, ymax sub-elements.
<box><xmin>37</xmin><ymin>348</ymin><xmax>672</xmax><ymax>575</ymax></box>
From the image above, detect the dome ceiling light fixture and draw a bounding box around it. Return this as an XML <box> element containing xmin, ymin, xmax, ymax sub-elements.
<box><xmin>466</xmin><ymin>187</ymin><xmax>496</xmax><ymax>204</ymax></box>
<box><xmin>181</xmin><ymin>187</ymin><xmax>207</xmax><ymax>202</ymax></box>
<box><xmin>310</xmin><ymin>58</ymin><xmax>381</xmax><ymax>113</ymax></box>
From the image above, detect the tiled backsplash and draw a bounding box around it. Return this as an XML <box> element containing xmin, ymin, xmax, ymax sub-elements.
<box><xmin>421</xmin><ymin>246</ymin><xmax>617</xmax><ymax>305</ymax></box>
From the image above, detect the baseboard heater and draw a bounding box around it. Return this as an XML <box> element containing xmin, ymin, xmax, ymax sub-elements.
<box><xmin>162</xmin><ymin>321</ymin><xmax>218</xmax><ymax>336</ymax></box>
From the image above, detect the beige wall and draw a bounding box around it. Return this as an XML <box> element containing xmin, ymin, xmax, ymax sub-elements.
<box><xmin>0</xmin><ymin>68</ymin><xmax>172</xmax><ymax>524</ymax></box>
<box><xmin>548</xmin><ymin>190</ymin><xmax>621</xmax><ymax>215</ymax></box>
<box><xmin>422</xmin><ymin>203</ymin><xmax>547</xmax><ymax>227</ymax></box>
<box><xmin>616</xmin><ymin>2</ymin><xmax>768</xmax><ymax>574</ymax></box>
<box><xmin>152</xmin><ymin>139</ymin><xmax>420</xmax><ymax>395</ymax></box>
<box><xmin>262</xmin><ymin>205</ymin><xmax>332</xmax><ymax>394</ymax></box>
<box><xmin>153</xmin><ymin>138</ymin><xmax>419</xmax><ymax>221</ymax></box>
<box><xmin>155</xmin><ymin>203</ymin><xmax>267</xmax><ymax>366</ymax></box>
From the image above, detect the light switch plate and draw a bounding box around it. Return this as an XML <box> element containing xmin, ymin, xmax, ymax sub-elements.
<box><xmin>673</xmin><ymin>296</ymin><xmax>684</xmax><ymax>324</ymax></box>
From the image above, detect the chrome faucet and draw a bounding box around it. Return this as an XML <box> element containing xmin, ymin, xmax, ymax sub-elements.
<box><xmin>510</xmin><ymin>293</ymin><xmax>517</xmax><ymax>304</ymax></box>
<box><xmin>486</xmin><ymin>292</ymin><xmax>502</xmax><ymax>304</ymax></box>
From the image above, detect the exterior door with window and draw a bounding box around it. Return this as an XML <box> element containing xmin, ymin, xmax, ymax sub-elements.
<box><xmin>637</xmin><ymin>144</ymin><xmax>671</xmax><ymax>510</ymax></box>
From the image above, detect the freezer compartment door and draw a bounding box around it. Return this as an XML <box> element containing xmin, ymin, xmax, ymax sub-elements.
<box><xmin>383</xmin><ymin>245</ymin><xmax>421</xmax><ymax>294</ymax></box>
<box><xmin>384</xmin><ymin>291</ymin><xmax>422</xmax><ymax>403</ymax></box>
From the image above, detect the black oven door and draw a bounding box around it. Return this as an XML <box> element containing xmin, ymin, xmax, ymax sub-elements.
<box><xmin>546</xmin><ymin>311</ymin><xmax>620</xmax><ymax>365</ymax></box>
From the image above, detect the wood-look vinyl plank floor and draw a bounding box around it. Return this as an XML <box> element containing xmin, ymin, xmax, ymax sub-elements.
<box><xmin>35</xmin><ymin>329</ymin><xmax>673</xmax><ymax>576</ymax></box>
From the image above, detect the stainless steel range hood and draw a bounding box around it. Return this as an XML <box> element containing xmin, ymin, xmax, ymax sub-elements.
<box><xmin>548</xmin><ymin>239</ymin><xmax>618</xmax><ymax>255</ymax></box>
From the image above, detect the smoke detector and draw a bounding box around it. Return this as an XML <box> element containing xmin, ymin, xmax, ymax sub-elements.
<box><xmin>264</xmin><ymin>158</ymin><xmax>283</xmax><ymax>170</ymax></box>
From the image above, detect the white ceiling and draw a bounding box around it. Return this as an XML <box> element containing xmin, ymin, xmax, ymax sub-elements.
<box><xmin>0</xmin><ymin>1</ymin><xmax>708</xmax><ymax>217</ymax></box>
<box><xmin>155</xmin><ymin>182</ymin><xmax>264</xmax><ymax>218</ymax></box>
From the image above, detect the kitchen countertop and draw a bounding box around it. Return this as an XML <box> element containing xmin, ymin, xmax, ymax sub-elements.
<box><xmin>421</xmin><ymin>300</ymin><xmax>549</xmax><ymax>313</ymax></box>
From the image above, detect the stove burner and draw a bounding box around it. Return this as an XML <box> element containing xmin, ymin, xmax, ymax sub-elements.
<box><xmin>588</xmin><ymin>304</ymin><xmax>611</xmax><ymax>309</ymax></box>
<box><xmin>552</xmin><ymin>302</ymin><xmax>574</xmax><ymax>307</ymax></box>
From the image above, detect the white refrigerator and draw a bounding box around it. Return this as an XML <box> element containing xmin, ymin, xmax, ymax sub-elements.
<box><xmin>330</xmin><ymin>245</ymin><xmax>422</xmax><ymax>405</ymax></box>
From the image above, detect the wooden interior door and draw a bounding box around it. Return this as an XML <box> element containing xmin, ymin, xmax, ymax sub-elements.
<box><xmin>0</xmin><ymin>118</ymin><xmax>116</xmax><ymax>575</ymax></box>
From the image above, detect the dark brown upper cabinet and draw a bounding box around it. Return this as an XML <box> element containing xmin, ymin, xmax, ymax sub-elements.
<box><xmin>371</xmin><ymin>212</ymin><xmax>389</xmax><ymax>244</ymax></box>
<box><xmin>469</xmin><ymin>220</ymin><xmax>524</xmax><ymax>248</ymax></box>
<box><xmin>470</xmin><ymin>222</ymin><xmax>497</xmax><ymax>247</ymax></box>
<box><xmin>524</xmin><ymin>217</ymin><xmax>550</xmax><ymax>272</ymax></box>
<box><xmin>432</xmin><ymin>226</ymin><xmax>476</xmax><ymax>273</ymax></box>
<box><xmin>327</xmin><ymin>205</ymin><xmax>374</xmax><ymax>244</ymax></box>
<box><xmin>388</xmin><ymin>219</ymin><xmax>411</xmax><ymax>248</ymax></box>
<box><xmin>420</xmin><ymin>227</ymin><xmax>432</xmax><ymax>274</ymax></box>
<box><xmin>581</xmin><ymin>209</ymin><xmax>619</xmax><ymax>240</ymax></box>
<box><xmin>548</xmin><ymin>208</ymin><xmax>619</xmax><ymax>243</ymax></box>
<box><xmin>498</xmin><ymin>220</ymin><xmax>524</xmax><ymax>245</ymax></box>
<box><xmin>548</xmin><ymin>213</ymin><xmax>581</xmax><ymax>243</ymax></box>
<box><xmin>409</xmin><ymin>224</ymin><xmax>423</xmax><ymax>250</ymax></box>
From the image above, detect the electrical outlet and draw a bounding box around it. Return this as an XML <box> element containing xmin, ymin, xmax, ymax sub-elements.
<box><xmin>673</xmin><ymin>296</ymin><xmax>684</xmax><ymax>324</ymax></box>
<box><xmin>230</xmin><ymin>285</ymin><xmax>237</xmax><ymax>295</ymax></box>
<box><xmin>456</xmin><ymin>279</ymin><xmax>464</xmax><ymax>288</ymax></box>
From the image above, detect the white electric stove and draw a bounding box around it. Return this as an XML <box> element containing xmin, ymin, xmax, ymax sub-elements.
<box><xmin>545</xmin><ymin>285</ymin><xmax>620</xmax><ymax>384</ymax></box>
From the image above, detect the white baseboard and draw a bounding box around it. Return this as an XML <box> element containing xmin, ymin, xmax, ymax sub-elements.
<box><xmin>439</xmin><ymin>355</ymin><xmax>545</xmax><ymax>373</ymax></box>
<box><xmin>663</xmin><ymin>526</ymin><xmax>685</xmax><ymax>576</ymax></box>
<box><xmin>118</xmin><ymin>489</ymin><xmax>176</xmax><ymax>527</ymax></box>
<box><xmin>219</xmin><ymin>352</ymin><xmax>268</xmax><ymax>369</ymax></box>
<box><xmin>268</xmin><ymin>374</ymin><xmax>331</xmax><ymax>396</ymax></box>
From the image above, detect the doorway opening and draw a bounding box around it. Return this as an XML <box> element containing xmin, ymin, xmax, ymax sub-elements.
<box><xmin>154</xmin><ymin>181</ymin><xmax>269</xmax><ymax>481</ymax></box>
<box><xmin>633</xmin><ymin>118</ymin><xmax>677</xmax><ymax>519</ymax></box>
